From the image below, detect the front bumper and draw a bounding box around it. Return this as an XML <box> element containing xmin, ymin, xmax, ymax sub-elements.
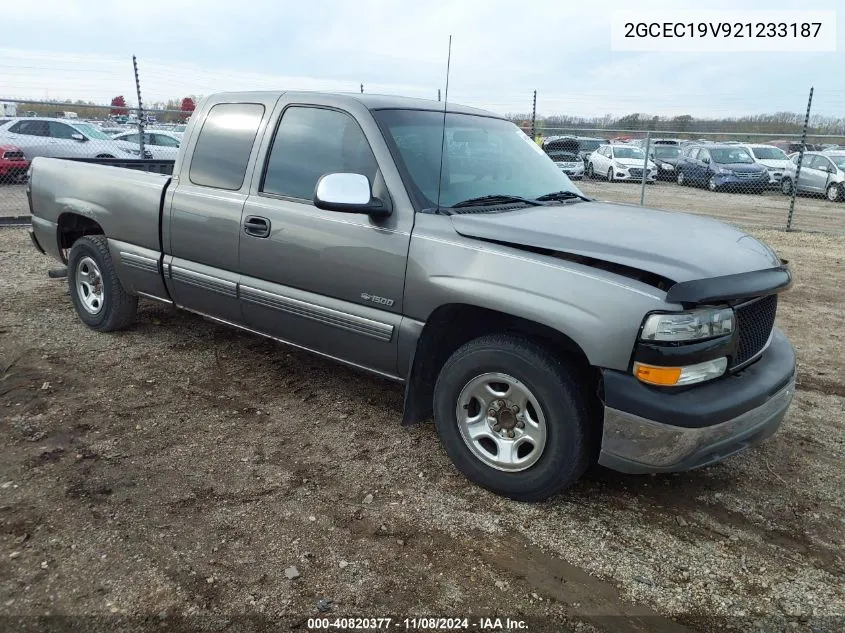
<box><xmin>714</xmin><ymin>173</ymin><xmax>769</xmax><ymax>189</ymax></box>
<box><xmin>614</xmin><ymin>169</ymin><xmax>657</xmax><ymax>182</ymax></box>
<box><xmin>598</xmin><ymin>328</ymin><xmax>795</xmax><ymax>474</ymax></box>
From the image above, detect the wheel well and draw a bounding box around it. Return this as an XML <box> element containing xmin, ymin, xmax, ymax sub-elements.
<box><xmin>57</xmin><ymin>213</ymin><xmax>104</xmax><ymax>262</ymax></box>
<box><xmin>402</xmin><ymin>304</ymin><xmax>599</xmax><ymax>425</ymax></box>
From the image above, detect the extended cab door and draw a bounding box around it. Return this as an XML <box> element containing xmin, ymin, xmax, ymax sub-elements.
<box><xmin>238</xmin><ymin>96</ymin><xmax>413</xmax><ymax>378</ymax></box>
<box><xmin>162</xmin><ymin>96</ymin><xmax>278</xmax><ymax>322</ymax></box>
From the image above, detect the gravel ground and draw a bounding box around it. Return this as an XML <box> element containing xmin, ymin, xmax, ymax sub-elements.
<box><xmin>1</xmin><ymin>223</ymin><xmax>844</xmax><ymax>633</ymax></box>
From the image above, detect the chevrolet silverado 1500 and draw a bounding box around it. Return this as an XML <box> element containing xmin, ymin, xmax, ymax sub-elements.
<box><xmin>26</xmin><ymin>91</ymin><xmax>796</xmax><ymax>501</ymax></box>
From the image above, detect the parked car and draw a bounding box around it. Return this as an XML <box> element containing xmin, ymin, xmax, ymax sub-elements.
<box><xmin>0</xmin><ymin>118</ymin><xmax>152</xmax><ymax>160</ymax></box>
<box><xmin>780</xmin><ymin>151</ymin><xmax>845</xmax><ymax>201</ymax></box>
<box><xmin>541</xmin><ymin>137</ymin><xmax>584</xmax><ymax>179</ymax></box>
<box><xmin>27</xmin><ymin>91</ymin><xmax>796</xmax><ymax>502</ymax></box>
<box><xmin>675</xmin><ymin>144</ymin><xmax>769</xmax><ymax>193</ymax></box>
<box><xmin>0</xmin><ymin>144</ymin><xmax>30</xmax><ymax>183</ymax></box>
<box><xmin>570</xmin><ymin>136</ymin><xmax>607</xmax><ymax>165</ymax></box>
<box><xmin>587</xmin><ymin>143</ymin><xmax>657</xmax><ymax>182</ymax></box>
<box><xmin>649</xmin><ymin>144</ymin><xmax>682</xmax><ymax>180</ymax></box>
<box><xmin>111</xmin><ymin>130</ymin><xmax>180</xmax><ymax>160</ymax></box>
<box><xmin>737</xmin><ymin>144</ymin><xmax>792</xmax><ymax>188</ymax></box>
<box><xmin>767</xmin><ymin>140</ymin><xmax>823</xmax><ymax>154</ymax></box>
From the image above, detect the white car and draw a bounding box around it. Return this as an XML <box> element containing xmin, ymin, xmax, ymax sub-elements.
<box><xmin>0</xmin><ymin>117</ymin><xmax>152</xmax><ymax>160</ymax></box>
<box><xmin>587</xmin><ymin>144</ymin><xmax>657</xmax><ymax>182</ymax></box>
<box><xmin>111</xmin><ymin>130</ymin><xmax>180</xmax><ymax>160</ymax></box>
<box><xmin>736</xmin><ymin>144</ymin><xmax>792</xmax><ymax>187</ymax></box>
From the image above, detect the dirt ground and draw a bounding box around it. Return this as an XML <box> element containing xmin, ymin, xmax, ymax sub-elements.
<box><xmin>577</xmin><ymin>179</ymin><xmax>845</xmax><ymax>234</ymax></box>
<box><xmin>1</xmin><ymin>223</ymin><xmax>844</xmax><ymax>633</ymax></box>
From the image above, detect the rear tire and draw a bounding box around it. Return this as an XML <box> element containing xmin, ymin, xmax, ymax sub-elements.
<box><xmin>433</xmin><ymin>335</ymin><xmax>593</xmax><ymax>501</ymax></box>
<box><xmin>67</xmin><ymin>235</ymin><xmax>137</xmax><ymax>332</ymax></box>
<box><xmin>826</xmin><ymin>183</ymin><xmax>843</xmax><ymax>202</ymax></box>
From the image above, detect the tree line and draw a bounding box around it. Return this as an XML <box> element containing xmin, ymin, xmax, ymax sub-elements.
<box><xmin>511</xmin><ymin>112</ymin><xmax>845</xmax><ymax>139</ymax></box>
<box><xmin>9</xmin><ymin>95</ymin><xmax>200</xmax><ymax>123</ymax></box>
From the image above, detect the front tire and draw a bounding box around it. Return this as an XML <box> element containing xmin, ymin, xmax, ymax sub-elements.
<box><xmin>781</xmin><ymin>177</ymin><xmax>794</xmax><ymax>196</ymax></box>
<box><xmin>68</xmin><ymin>235</ymin><xmax>138</xmax><ymax>332</ymax></box>
<box><xmin>677</xmin><ymin>171</ymin><xmax>686</xmax><ymax>186</ymax></box>
<box><xmin>607</xmin><ymin>168</ymin><xmax>614</xmax><ymax>182</ymax></box>
<box><xmin>433</xmin><ymin>335</ymin><xmax>593</xmax><ymax>501</ymax></box>
<box><xmin>586</xmin><ymin>163</ymin><xmax>595</xmax><ymax>178</ymax></box>
<box><xmin>708</xmin><ymin>175</ymin><xmax>718</xmax><ymax>192</ymax></box>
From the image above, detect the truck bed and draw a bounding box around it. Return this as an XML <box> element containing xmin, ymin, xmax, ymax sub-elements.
<box><xmin>28</xmin><ymin>157</ymin><xmax>171</xmax><ymax>258</ymax></box>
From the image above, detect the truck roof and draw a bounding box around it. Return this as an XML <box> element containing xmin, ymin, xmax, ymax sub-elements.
<box><xmin>206</xmin><ymin>91</ymin><xmax>500</xmax><ymax>118</ymax></box>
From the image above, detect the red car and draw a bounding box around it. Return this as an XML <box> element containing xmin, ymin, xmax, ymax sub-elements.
<box><xmin>0</xmin><ymin>144</ymin><xmax>30</xmax><ymax>184</ymax></box>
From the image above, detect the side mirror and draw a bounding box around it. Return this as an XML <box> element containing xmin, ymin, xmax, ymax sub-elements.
<box><xmin>702</xmin><ymin>157</ymin><xmax>710</xmax><ymax>164</ymax></box>
<box><xmin>71</xmin><ymin>133</ymin><xmax>86</xmax><ymax>142</ymax></box>
<box><xmin>314</xmin><ymin>173</ymin><xmax>391</xmax><ymax>218</ymax></box>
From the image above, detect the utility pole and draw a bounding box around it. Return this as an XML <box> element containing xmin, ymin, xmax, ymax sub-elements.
<box><xmin>132</xmin><ymin>55</ymin><xmax>145</xmax><ymax>159</ymax></box>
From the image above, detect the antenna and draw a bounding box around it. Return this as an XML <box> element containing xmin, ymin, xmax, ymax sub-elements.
<box><xmin>435</xmin><ymin>35</ymin><xmax>452</xmax><ymax>212</ymax></box>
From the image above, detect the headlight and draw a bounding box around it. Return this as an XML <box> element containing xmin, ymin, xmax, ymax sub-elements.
<box><xmin>662</xmin><ymin>163</ymin><xmax>674</xmax><ymax>170</ymax></box>
<box><xmin>640</xmin><ymin>307</ymin><xmax>734</xmax><ymax>342</ymax></box>
<box><xmin>613</xmin><ymin>161</ymin><xmax>626</xmax><ymax>170</ymax></box>
<box><xmin>716</xmin><ymin>167</ymin><xmax>732</xmax><ymax>175</ymax></box>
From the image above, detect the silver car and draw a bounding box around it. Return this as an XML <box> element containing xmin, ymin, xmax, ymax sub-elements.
<box><xmin>0</xmin><ymin>117</ymin><xmax>151</xmax><ymax>160</ymax></box>
<box><xmin>111</xmin><ymin>130</ymin><xmax>180</xmax><ymax>160</ymax></box>
<box><xmin>781</xmin><ymin>151</ymin><xmax>845</xmax><ymax>201</ymax></box>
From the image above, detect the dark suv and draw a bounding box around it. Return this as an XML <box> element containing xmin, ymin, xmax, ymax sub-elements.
<box><xmin>675</xmin><ymin>144</ymin><xmax>769</xmax><ymax>193</ymax></box>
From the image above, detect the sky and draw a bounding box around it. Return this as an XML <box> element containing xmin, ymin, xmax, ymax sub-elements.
<box><xmin>0</xmin><ymin>0</ymin><xmax>843</xmax><ymax>120</ymax></box>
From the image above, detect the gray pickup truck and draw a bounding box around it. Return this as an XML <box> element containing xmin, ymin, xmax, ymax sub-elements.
<box><xmin>26</xmin><ymin>91</ymin><xmax>796</xmax><ymax>501</ymax></box>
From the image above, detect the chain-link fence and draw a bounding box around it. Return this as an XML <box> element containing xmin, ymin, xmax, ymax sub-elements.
<box><xmin>532</xmin><ymin>127</ymin><xmax>845</xmax><ymax>234</ymax></box>
<box><xmin>0</xmin><ymin>99</ymin><xmax>186</xmax><ymax>222</ymax></box>
<box><xmin>2</xmin><ymin>86</ymin><xmax>845</xmax><ymax>234</ymax></box>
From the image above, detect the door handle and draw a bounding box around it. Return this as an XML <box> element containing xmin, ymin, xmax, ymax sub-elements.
<box><xmin>244</xmin><ymin>215</ymin><xmax>271</xmax><ymax>238</ymax></box>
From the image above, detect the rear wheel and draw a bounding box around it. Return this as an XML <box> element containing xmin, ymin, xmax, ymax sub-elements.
<box><xmin>68</xmin><ymin>235</ymin><xmax>137</xmax><ymax>332</ymax></box>
<box><xmin>433</xmin><ymin>335</ymin><xmax>593</xmax><ymax>501</ymax></box>
<box><xmin>826</xmin><ymin>183</ymin><xmax>842</xmax><ymax>202</ymax></box>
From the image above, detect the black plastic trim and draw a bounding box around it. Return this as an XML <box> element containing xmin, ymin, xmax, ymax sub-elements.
<box><xmin>665</xmin><ymin>265</ymin><xmax>792</xmax><ymax>306</ymax></box>
<box><xmin>634</xmin><ymin>333</ymin><xmax>736</xmax><ymax>368</ymax></box>
<box><xmin>602</xmin><ymin>328</ymin><xmax>795</xmax><ymax>429</ymax></box>
<box><xmin>28</xmin><ymin>228</ymin><xmax>45</xmax><ymax>254</ymax></box>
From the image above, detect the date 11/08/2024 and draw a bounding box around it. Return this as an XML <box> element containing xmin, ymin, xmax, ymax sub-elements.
<box><xmin>307</xmin><ymin>617</ymin><xmax>529</xmax><ymax>630</ymax></box>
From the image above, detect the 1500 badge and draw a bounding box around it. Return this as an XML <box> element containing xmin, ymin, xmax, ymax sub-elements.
<box><xmin>360</xmin><ymin>293</ymin><xmax>395</xmax><ymax>307</ymax></box>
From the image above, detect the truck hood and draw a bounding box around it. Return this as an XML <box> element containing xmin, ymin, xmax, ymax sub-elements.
<box><xmin>449</xmin><ymin>201</ymin><xmax>781</xmax><ymax>284</ymax></box>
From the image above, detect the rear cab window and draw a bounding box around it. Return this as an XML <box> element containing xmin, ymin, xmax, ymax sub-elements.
<box><xmin>189</xmin><ymin>103</ymin><xmax>265</xmax><ymax>190</ymax></box>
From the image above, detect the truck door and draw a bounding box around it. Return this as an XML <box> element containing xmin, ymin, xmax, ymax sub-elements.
<box><xmin>238</xmin><ymin>97</ymin><xmax>413</xmax><ymax>378</ymax></box>
<box><xmin>162</xmin><ymin>98</ymin><xmax>275</xmax><ymax>322</ymax></box>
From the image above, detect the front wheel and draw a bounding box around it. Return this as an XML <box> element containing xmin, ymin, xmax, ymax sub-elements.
<box><xmin>708</xmin><ymin>175</ymin><xmax>718</xmax><ymax>192</ymax></box>
<box><xmin>586</xmin><ymin>163</ymin><xmax>595</xmax><ymax>178</ymax></box>
<box><xmin>68</xmin><ymin>235</ymin><xmax>138</xmax><ymax>332</ymax></box>
<box><xmin>677</xmin><ymin>171</ymin><xmax>686</xmax><ymax>186</ymax></box>
<box><xmin>433</xmin><ymin>335</ymin><xmax>593</xmax><ymax>501</ymax></box>
<box><xmin>826</xmin><ymin>183</ymin><xmax>843</xmax><ymax>202</ymax></box>
<box><xmin>607</xmin><ymin>168</ymin><xmax>614</xmax><ymax>182</ymax></box>
<box><xmin>781</xmin><ymin>177</ymin><xmax>794</xmax><ymax>196</ymax></box>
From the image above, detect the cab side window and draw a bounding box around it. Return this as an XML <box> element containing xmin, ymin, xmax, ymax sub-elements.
<box><xmin>261</xmin><ymin>106</ymin><xmax>378</xmax><ymax>201</ymax></box>
<box><xmin>189</xmin><ymin>103</ymin><xmax>265</xmax><ymax>191</ymax></box>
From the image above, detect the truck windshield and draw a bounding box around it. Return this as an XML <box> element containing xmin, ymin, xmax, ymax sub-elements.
<box><xmin>374</xmin><ymin>109</ymin><xmax>584</xmax><ymax>210</ymax></box>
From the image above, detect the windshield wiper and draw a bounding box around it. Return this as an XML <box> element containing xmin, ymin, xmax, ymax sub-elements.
<box><xmin>536</xmin><ymin>190</ymin><xmax>592</xmax><ymax>202</ymax></box>
<box><xmin>450</xmin><ymin>194</ymin><xmax>544</xmax><ymax>209</ymax></box>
